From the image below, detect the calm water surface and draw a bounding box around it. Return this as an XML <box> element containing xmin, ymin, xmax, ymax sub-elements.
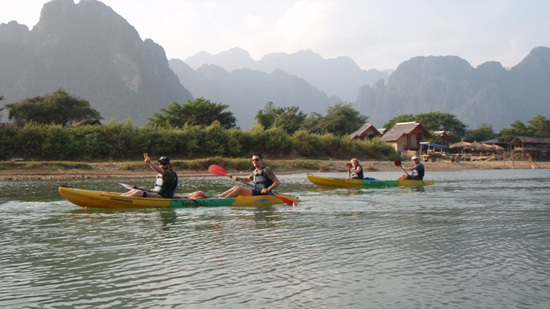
<box><xmin>1</xmin><ymin>169</ymin><xmax>550</xmax><ymax>308</ymax></box>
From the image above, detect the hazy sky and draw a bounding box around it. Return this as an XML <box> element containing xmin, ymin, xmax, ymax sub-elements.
<box><xmin>1</xmin><ymin>0</ymin><xmax>549</xmax><ymax>70</ymax></box>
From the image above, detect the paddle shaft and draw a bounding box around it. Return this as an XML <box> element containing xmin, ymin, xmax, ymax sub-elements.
<box><xmin>119</xmin><ymin>182</ymin><xmax>154</xmax><ymax>192</ymax></box>
<box><xmin>394</xmin><ymin>160</ymin><xmax>410</xmax><ymax>176</ymax></box>
<box><xmin>208</xmin><ymin>164</ymin><xmax>296</xmax><ymax>206</ymax></box>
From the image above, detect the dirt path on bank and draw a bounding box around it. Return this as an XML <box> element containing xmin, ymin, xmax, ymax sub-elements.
<box><xmin>1</xmin><ymin>159</ymin><xmax>548</xmax><ymax>181</ymax></box>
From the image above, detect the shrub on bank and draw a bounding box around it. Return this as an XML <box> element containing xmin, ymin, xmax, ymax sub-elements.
<box><xmin>0</xmin><ymin>121</ymin><xmax>397</xmax><ymax>161</ymax></box>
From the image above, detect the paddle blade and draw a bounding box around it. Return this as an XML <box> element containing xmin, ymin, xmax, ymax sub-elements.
<box><xmin>346</xmin><ymin>163</ymin><xmax>353</xmax><ymax>168</ymax></box>
<box><xmin>274</xmin><ymin>193</ymin><xmax>297</xmax><ymax>207</ymax></box>
<box><xmin>208</xmin><ymin>164</ymin><xmax>229</xmax><ymax>177</ymax></box>
<box><xmin>394</xmin><ymin>160</ymin><xmax>402</xmax><ymax>167</ymax></box>
<box><xmin>119</xmin><ymin>183</ymin><xmax>135</xmax><ymax>191</ymax></box>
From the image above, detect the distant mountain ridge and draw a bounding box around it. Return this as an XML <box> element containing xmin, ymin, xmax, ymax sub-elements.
<box><xmin>184</xmin><ymin>47</ymin><xmax>388</xmax><ymax>102</ymax></box>
<box><xmin>169</xmin><ymin>59</ymin><xmax>340</xmax><ymax>128</ymax></box>
<box><xmin>0</xmin><ymin>0</ymin><xmax>193</xmax><ymax>125</ymax></box>
<box><xmin>1</xmin><ymin>0</ymin><xmax>548</xmax><ymax>132</ymax></box>
<box><xmin>355</xmin><ymin>47</ymin><xmax>550</xmax><ymax>130</ymax></box>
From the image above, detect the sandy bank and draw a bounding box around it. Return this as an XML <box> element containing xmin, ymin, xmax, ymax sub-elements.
<box><xmin>1</xmin><ymin>159</ymin><xmax>548</xmax><ymax>181</ymax></box>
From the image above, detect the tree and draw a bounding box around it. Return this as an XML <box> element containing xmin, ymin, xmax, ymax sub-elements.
<box><xmin>255</xmin><ymin>102</ymin><xmax>307</xmax><ymax>134</ymax></box>
<box><xmin>6</xmin><ymin>88</ymin><xmax>101</xmax><ymax>126</ymax></box>
<box><xmin>148</xmin><ymin>98</ymin><xmax>236</xmax><ymax>129</ymax></box>
<box><xmin>301</xmin><ymin>103</ymin><xmax>368</xmax><ymax>136</ymax></box>
<box><xmin>0</xmin><ymin>95</ymin><xmax>4</xmax><ymax>121</ymax></box>
<box><xmin>498</xmin><ymin>120</ymin><xmax>533</xmax><ymax>142</ymax></box>
<box><xmin>384</xmin><ymin>111</ymin><xmax>467</xmax><ymax>142</ymax></box>
<box><xmin>497</xmin><ymin>115</ymin><xmax>550</xmax><ymax>142</ymax></box>
<box><xmin>528</xmin><ymin>115</ymin><xmax>550</xmax><ymax>137</ymax></box>
<box><xmin>464</xmin><ymin>123</ymin><xmax>496</xmax><ymax>142</ymax></box>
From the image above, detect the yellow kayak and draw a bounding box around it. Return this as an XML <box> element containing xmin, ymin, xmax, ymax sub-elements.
<box><xmin>59</xmin><ymin>186</ymin><xmax>300</xmax><ymax>209</ymax></box>
<box><xmin>307</xmin><ymin>175</ymin><xmax>434</xmax><ymax>187</ymax></box>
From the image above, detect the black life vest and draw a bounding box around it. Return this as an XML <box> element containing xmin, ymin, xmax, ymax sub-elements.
<box><xmin>253</xmin><ymin>167</ymin><xmax>274</xmax><ymax>191</ymax></box>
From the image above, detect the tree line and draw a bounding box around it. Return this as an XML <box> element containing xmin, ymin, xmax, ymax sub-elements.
<box><xmin>1</xmin><ymin>89</ymin><xmax>549</xmax><ymax>161</ymax></box>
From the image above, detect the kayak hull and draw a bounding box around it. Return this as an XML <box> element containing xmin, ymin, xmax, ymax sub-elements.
<box><xmin>307</xmin><ymin>175</ymin><xmax>434</xmax><ymax>187</ymax></box>
<box><xmin>59</xmin><ymin>186</ymin><xmax>300</xmax><ymax>209</ymax></box>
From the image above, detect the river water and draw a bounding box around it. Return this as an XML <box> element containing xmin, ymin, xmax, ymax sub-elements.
<box><xmin>1</xmin><ymin>169</ymin><xmax>549</xmax><ymax>308</ymax></box>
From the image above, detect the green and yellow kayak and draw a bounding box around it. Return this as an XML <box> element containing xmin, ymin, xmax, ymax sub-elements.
<box><xmin>59</xmin><ymin>186</ymin><xmax>300</xmax><ymax>209</ymax></box>
<box><xmin>307</xmin><ymin>174</ymin><xmax>434</xmax><ymax>187</ymax></box>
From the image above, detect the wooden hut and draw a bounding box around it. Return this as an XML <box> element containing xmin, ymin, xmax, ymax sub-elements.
<box><xmin>509</xmin><ymin>137</ymin><xmax>550</xmax><ymax>161</ymax></box>
<box><xmin>381</xmin><ymin>122</ymin><xmax>432</xmax><ymax>158</ymax></box>
<box><xmin>350</xmin><ymin>123</ymin><xmax>382</xmax><ymax>141</ymax></box>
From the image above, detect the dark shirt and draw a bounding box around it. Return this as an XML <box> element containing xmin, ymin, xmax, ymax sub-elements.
<box><xmin>412</xmin><ymin>163</ymin><xmax>425</xmax><ymax>180</ymax></box>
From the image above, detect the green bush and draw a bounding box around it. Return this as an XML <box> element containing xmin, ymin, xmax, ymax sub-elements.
<box><xmin>0</xmin><ymin>127</ymin><xmax>18</xmax><ymax>160</ymax></box>
<box><xmin>292</xmin><ymin>130</ymin><xmax>324</xmax><ymax>157</ymax></box>
<box><xmin>3</xmin><ymin>121</ymin><xmax>397</xmax><ymax>161</ymax></box>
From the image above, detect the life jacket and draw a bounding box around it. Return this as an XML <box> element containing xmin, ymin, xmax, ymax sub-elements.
<box><xmin>253</xmin><ymin>167</ymin><xmax>274</xmax><ymax>191</ymax></box>
<box><xmin>152</xmin><ymin>169</ymin><xmax>178</xmax><ymax>198</ymax></box>
<box><xmin>350</xmin><ymin>164</ymin><xmax>364</xmax><ymax>179</ymax></box>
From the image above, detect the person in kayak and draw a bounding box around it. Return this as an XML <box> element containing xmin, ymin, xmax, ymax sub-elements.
<box><xmin>397</xmin><ymin>156</ymin><xmax>425</xmax><ymax>180</ymax></box>
<box><xmin>347</xmin><ymin>158</ymin><xmax>364</xmax><ymax>179</ymax></box>
<box><xmin>214</xmin><ymin>154</ymin><xmax>280</xmax><ymax>198</ymax></box>
<box><xmin>122</xmin><ymin>153</ymin><xmax>178</xmax><ymax>198</ymax></box>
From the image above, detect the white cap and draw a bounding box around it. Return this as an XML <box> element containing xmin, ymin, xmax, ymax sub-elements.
<box><xmin>411</xmin><ymin>156</ymin><xmax>419</xmax><ymax>160</ymax></box>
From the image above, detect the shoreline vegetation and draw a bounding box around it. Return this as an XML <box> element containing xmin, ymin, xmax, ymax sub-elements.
<box><xmin>1</xmin><ymin>158</ymin><xmax>548</xmax><ymax>181</ymax></box>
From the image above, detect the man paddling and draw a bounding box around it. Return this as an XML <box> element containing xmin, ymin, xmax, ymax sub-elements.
<box><xmin>122</xmin><ymin>153</ymin><xmax>178</xmax><ymax>198</ymax></box>
<box><xmin>214</xmin><ymin>154</ymin><xmax>280</xmax><ymax>198</ymax></box>
<box><xmin>397</xmin><ymin>156</ymin><xmax>425</xmax><ymax>180</ymax></box>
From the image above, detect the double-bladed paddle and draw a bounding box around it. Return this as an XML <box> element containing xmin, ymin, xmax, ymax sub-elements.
<box><xmin>208</xmin><ymin>164</ymin><xmax>297</xmax><ymax>206</ymax></box>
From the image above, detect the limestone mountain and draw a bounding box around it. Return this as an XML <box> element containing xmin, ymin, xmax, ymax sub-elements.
<box><xmin>0</xmin><ymin>0</ymin><xmax>193</xmax><ymax>125</ymax></box>
<box><xmin>355</xmin><ymin>47</ymin><xmax>550</xmax><ymax>130</ymax></box>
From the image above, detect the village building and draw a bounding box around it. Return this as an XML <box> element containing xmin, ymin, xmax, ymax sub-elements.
<box><xmin>508</xmin><ymin>136</ymin><xmax>550</xmax><ymax>161</ymax></box>
<box><xmin>381</xmin><ymin>122</ymin><xmax>432</xmax><ymax>158</ymax></box>
<box><xmin>349</xmin><ymin>123</ymin><xmax>382</xmax><ymax>140</ymax></box>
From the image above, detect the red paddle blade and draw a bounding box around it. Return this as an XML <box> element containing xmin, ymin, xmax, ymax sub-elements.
<box><xmin>208</xmin><ymin>164</ymin><xmax>229</xmax><ymax>177</ymax></box>
<box><xmin>274</xmin><ymin>193</ymin><xmax>297</xmax><ymax>207</ymax></box>
<box><xmin>394</xmin><ymin>160</ymin><xmax>402</xmax><ymax>167</ymax></box>
<box><xmin>346</xmin><ymin>163</ymin><xmax>353</xmax><ymax>168</ymax></box>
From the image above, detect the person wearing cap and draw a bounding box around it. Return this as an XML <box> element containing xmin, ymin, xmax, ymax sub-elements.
<box><xmin>397</xmin><ymin>156</ymin><xmax>425</xmax><ymax>180</ymax></box>
<box><xmin>121</xmin><ymin>153</ymin><xmax>178</xmax><ymax>198</ymax></box>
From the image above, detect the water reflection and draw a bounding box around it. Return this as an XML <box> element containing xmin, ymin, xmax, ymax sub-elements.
<box><xmin>1</xmin><ymin>169</ymin><xmax>550</xmax><ymax>307</ymax></box>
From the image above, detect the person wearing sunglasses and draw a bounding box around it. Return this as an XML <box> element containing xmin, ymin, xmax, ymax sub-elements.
<box><xmin>215</xmin><ymin>154</ymin><xmax>280</xmax><ymax>198</ymax></box>
<box><xmin>122</xmin><ymin>153</ymin><xmax>178</xmax><ymax>198</ymax></box>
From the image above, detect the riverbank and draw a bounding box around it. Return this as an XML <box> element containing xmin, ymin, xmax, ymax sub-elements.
<box><xmin>1</xmin><ymin>159</ymin><xmax>548</xmax><ymax>181</ymax></box>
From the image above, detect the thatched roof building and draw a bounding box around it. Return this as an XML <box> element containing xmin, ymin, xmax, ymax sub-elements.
<box><xmin>381</xmin><ymin>122</ymin><xmax>432</xmax><ymax>156</ymax></box>
<box><xmin>350</xmin><ymin>123</ymin><xmax>382</xmax><ymax>140</ymax></box>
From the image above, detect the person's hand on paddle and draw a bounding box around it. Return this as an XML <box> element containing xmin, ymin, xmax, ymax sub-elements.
<box><xmin>143</xmin><ymin>153</ymin><xmax>151</xmax><ymax>164</ymax></box>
